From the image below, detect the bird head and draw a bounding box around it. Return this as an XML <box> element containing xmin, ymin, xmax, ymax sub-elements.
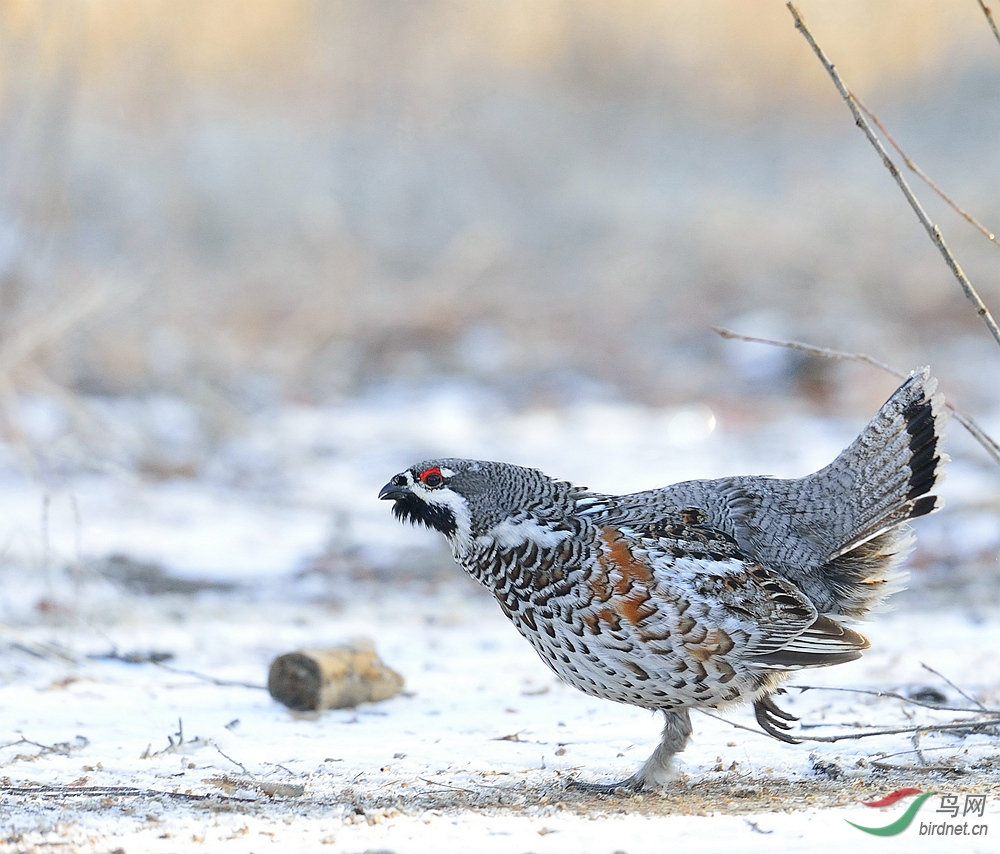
<box><xmin>379</xmin><ymin>458</ymin><xmax>575</xmax><ymax>556</ymax></box>
<box><xmin>378</xmin><ymin>459</ymin><xmax>480</xmax><ymax>543</ymax></box>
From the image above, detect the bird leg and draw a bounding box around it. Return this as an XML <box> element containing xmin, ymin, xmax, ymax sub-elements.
<box><xmin>570</xmin><ymin>709</ymin><xmax>692</xmax><ymax>794</ymax></box>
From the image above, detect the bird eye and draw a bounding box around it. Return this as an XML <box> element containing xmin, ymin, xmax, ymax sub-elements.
<box><xmin>419</xmin><ymin>467</ymin><xmax>444</xmax><ymax>488</ymax></box>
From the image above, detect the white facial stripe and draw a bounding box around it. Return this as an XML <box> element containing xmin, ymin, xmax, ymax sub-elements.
<box><xmin>413</xmin><ymin>481</ymin><xmax>473</xmax><ymax>554</ymax></box>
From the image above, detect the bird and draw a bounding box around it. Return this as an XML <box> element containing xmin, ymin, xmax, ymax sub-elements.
<box><xmin>379</xmin><ymin>368</ymin><xmax>947</xmax><ymax>792</ymax></box>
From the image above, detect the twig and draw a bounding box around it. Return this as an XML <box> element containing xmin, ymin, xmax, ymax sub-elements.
<box><xmin>700</xmin><ymin>709</ymin><xmax>1000</xmax><ymax>743</ymax></box>
<box><xmin>3</xmin><ymin>639</ymin><xmax>78</xmax><ymax>663</ymax></box>
<box><xmin>417</xmin><ymin>776</ymin><xmax>477</xmax><ymax>794</ymax></box>
<box><xmin>0</xmin><ymin>783</ymin><xmax>256</xmax><ymax>802</ymax></box>
<box><xmin>713</xmin><ymin>327</ymin><xmax>897</xmax><ymax>375</ymax></box>
<box><xmin>140</xmin><ymin>718</ymin><xmax>208</xmax><ymax>759</ymax></box>
<box><xmin>789</xmin><ymin>719</ymin><xmax>998</xmax><ymax>743</ymax></box>
<box><xmin>213</xmin><ymin>745</ymin><xmax>248</xmax><ymax>774</ymax></box>
<box><xmin>873</xmin><ymin>745</ymin><xmax>974</xmax><ymax>763</ymax></box>
<box><xmin>870</xmin><ymin>761</ymin><xmax>966</xmax><ymax>774</ymax></box>
<box><xmin>0</xmin><ymin>735</ymin><xmax>89</xmax><ymax>764</ymax></box>
<box><xmin>713</xmin><ymin>327</ymin><xmax>1000</xmax><ymax>468</ymax></box>
<box><xmin>921</xmin><ymin>662</ymin><xmax>988</xmax><ymax>712</ymax></box>
<box><xmin>152</xmin><ymin>661</ymin><xmax>266</xmax><ymax>690</ymax></box>
<box><xmin>852</xmin><ymin>96</ymin><xmax>999</xmax><ymax>248</ymax></box>
<box><xmin>92</xmin><ymin>650</ymin><xmax>174</xmax><ymax>665</ymax></box>
<box><xmin>417</xmin><ymin>776</ymin><xmax>505</xmax><ymax>793</ymax></box>
<box><xmin>786</xmin><ymin>2</ymin><xmax>1000</xmax><ymax>352</ymax></box>
<box><xmin>792</xmin><ymin>683</ymin><xmax>1000</xmax><ymax>715</ymax></box>
<box><xmin>978</xmin><ymin>0</ymin><xmax>1000</xmax><ymax>50</ymax></box>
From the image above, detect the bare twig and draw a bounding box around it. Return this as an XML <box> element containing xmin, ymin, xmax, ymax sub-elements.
<box><xmin>978</xmin><ymin>0</ymin><xmax>1000</xmax><ymax>50</ymax></box>
<box><xmin>714</xmin><ymin>327</ymin><xmax>897</xmax><ymax>375</ymax></box>
<box><xmin>800</xmin><ymin>719</ymin><xmax>1000</xmax><ymax>743</ymax></box>
<box><xmin>713</xmin><ymin>326</ymin><xmax>1000</xmax><ymax>468</ymax></box>
<box><xmin>0</xmin><ymin>735</ymin><xmax>88</xmax><ymax>765</ymax></box>
<box><xmin>418</xmin><ymin>776</ymin><xmax>505</xmax><ymax>793</ymax></box>
<box><xmin>3</xmin><ymin>639</ymin><xmax>78</xmax><ymax>663</ymax></box>
<box><xmin>140</xmin><ymin>718</ymin><xmax>209</xmax><ymax>759</ymax></box>
<box><xmin>792</xmin><ymin>683</ymin><xmax>1000</xmax><ymax>715</ymax></box>
<box><xmin>870</xmin><ymin>761</ymin><xmax>966</xmax><ymax>774</ymax></box>
<box><xmin>921</xmin><ymin>662</ymin><xmax>988</xmax><ymax>712</ymax></box>
<box><xmin>851</xmin><ymin>97</ymin><xmax>999</xmax><ymax>248</ymax></box>
<box><xmin>0</xmin><ymin>783</ymin><xmax>255</xmax><ymax>802</ymax></box>
<box><xmin>418</xmin><ymin>776</ymin><xmax>477</xmax><ymax>794</ymax></box>
<box><xmin>873</xmin><ymin>745</ymin><xmax>973</xmax><ymax>764</ymax></box>
<box><xmin>786</xmin><ymin>2</ymin><xmax>1000</xmax><ymax>352</ymax></box>
<box><xmin>701</xmin><ymin>709</ymin><xmax>1000</xmax><ymax>743</ymax></box>
<box><xmin>152</xmin><ymin>661</ymin><xmax>266</xmax><ymax>690</ymax></box>
<box><xmin>213</xmin><ymin>745</ymin><xmax>248</xmax><ymax>774</ymax></box>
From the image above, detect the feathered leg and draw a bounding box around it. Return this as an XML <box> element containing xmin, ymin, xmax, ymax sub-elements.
<box><xmin>570</xmin><ymin>709</ymin><xmax>692</xmax><ymax>794</ymax></box>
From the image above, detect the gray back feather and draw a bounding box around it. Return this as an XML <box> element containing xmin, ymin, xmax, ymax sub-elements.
<box><xmin>611</xmin><ymin>368</ymin><xmax>947</xmax><ymax>615</ymax></box>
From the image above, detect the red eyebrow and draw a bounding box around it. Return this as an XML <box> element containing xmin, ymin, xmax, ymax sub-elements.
<box><xmin>419</xmin><ymin>466</ymin><xmax>443</xmax><ymax>483</ymax></box>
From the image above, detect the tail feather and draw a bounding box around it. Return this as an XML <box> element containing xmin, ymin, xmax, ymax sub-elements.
<box><xmin>809</xmin><ymin>368</ymin><xmax>947</xmax><ymax>616</ymax></box>
<box><xmin>657</xmin><ymin>368</ymin><xmax>947</xmax><ymax>617</ymax></box>
<box><xmin>822</xmin><ymin>367</ymin><xmax>948</xmax><ymax>561</ymax></box>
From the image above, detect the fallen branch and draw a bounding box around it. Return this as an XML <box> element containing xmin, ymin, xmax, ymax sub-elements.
<box><xmin>786</xmin><ymin>2</ymin><xmax>1000</xmax><ymax>351</ymax></box>
<box><xmin>713</xmin><ymin>326</ymin><xmax>1000</xmax><ymax>468</ymax></box>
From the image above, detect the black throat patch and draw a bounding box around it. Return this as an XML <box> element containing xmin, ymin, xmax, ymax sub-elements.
<box><xmin>391</xmin><ymin>494</ymin><xmax>458</xmax><ymax>538</ymax></box>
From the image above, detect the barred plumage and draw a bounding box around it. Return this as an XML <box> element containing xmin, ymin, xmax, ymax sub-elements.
<box><xmin>380</xmin><ymin>368</ymin><xmax>948</xmax><ymax>791</ymax></box>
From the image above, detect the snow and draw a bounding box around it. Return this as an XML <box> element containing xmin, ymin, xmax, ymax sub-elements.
<box><xmin>2</xmin><ymin>388</ymin><xmax>999</xmax><ymax>853</ymax></box>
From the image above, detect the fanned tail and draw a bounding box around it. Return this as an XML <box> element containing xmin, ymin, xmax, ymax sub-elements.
<box><xmin>810</xmin><ymin>367</ymin><xmax>948</xmax><ymax>616</ymax></box>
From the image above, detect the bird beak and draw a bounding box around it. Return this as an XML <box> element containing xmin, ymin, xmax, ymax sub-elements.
<box><xmin>379</xmin><ymin>481</ymin><xmax>411</xmax><ymax>501</ymax></box>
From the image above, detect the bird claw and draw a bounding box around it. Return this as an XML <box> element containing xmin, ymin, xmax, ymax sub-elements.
<box><xmin>753</xmin><ymin>692</ymin><xmax>801</xmax><ymax>744</ymax></box>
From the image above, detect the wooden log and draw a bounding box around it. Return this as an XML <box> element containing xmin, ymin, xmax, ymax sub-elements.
<box><xmin>267</xmin><ymin>640</ymin><xmax>404</xmax><ymax>711</ymax></box>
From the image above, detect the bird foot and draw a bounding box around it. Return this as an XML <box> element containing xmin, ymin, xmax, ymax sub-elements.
<box><xmin>567</xmin><ymin>774</ymin><xmax>646</xmax><ymax>795</ymax></box>
<box><xmin>753</xmin><ymin>691</ymin><xmax>800</xmax><ymax>744</ymax></box>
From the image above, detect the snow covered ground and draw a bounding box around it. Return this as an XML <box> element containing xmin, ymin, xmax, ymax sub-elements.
<box><xmin>2</xmin><ymin>385</ymin><xmax>999</xmax><ymax>853</ymax></box>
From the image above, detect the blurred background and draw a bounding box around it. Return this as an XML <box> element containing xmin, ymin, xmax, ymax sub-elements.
<box><xmin>3</xmin><ymin>0</ymin><xmax>999</xmax><ymax>410</ymax></box>
<box><xmin>0</xmin><ymin>0</ymin><xmax>999</xmax><ymax>605</ymax></box>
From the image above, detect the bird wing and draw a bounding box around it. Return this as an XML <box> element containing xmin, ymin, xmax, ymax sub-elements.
<box><xmin>614</xmin><ymin>522</ymin><xmax>869</xmax><ymax>671</ymax></box>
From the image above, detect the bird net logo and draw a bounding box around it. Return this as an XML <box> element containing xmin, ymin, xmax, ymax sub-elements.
<box><xmin>846</xmin><ymin>788</ymin><xmax>989</xmax><ymax>837</ymax></box>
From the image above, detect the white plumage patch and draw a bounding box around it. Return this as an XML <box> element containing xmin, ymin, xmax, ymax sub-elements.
<box><xmin>481</xmin><ymin>518</ymin><xmax>572</xmax><ymax>549</ymax></box>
